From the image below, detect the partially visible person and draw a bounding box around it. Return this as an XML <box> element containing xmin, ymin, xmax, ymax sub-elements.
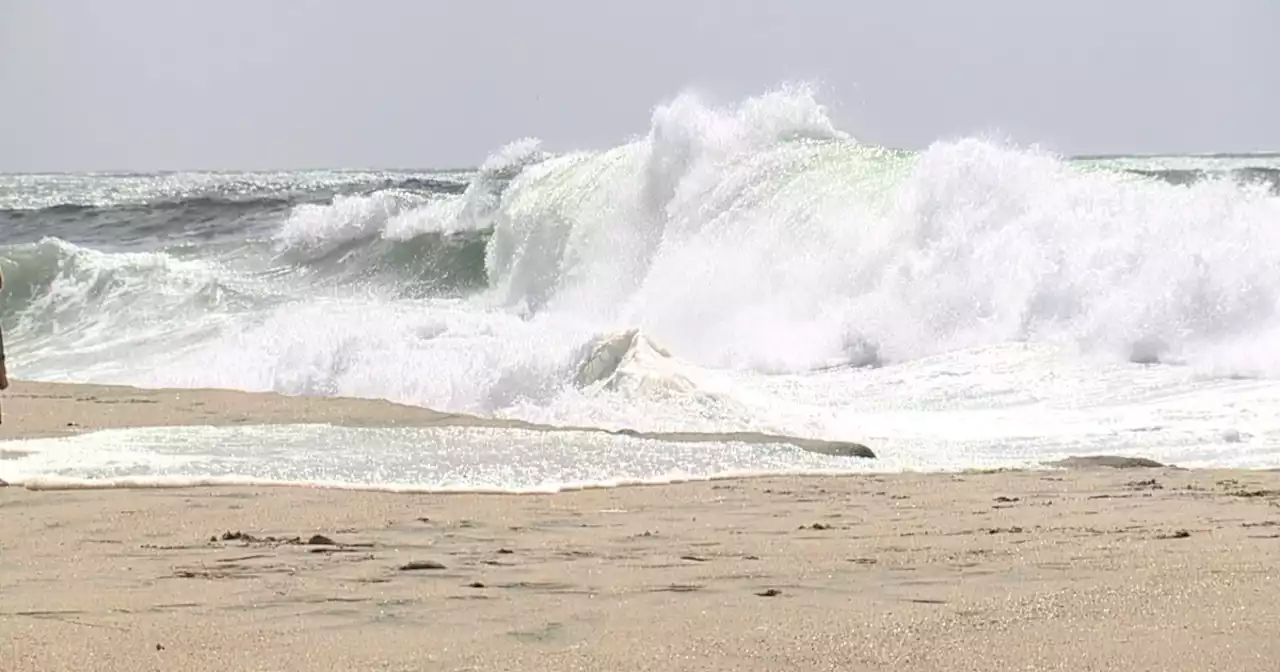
<box><xmin>0</xmin><ymin>264</ymin><xmax>7</xmax><ymax>390</ymax></box>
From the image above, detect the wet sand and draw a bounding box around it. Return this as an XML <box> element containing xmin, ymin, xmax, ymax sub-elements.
<box><xmin>0</xmin><ymin>379</ymin><xmax>873</xmax><ymax>458</ymax></box>
<box><xmin>2</xmin><ymin>380</ymin><xmax>1279</xmax><ymax>670</ymax></box>
<box><xmin>0</xmin><ymin>380</ymin><xmax>482</xmax><ymax>441</ymax></box>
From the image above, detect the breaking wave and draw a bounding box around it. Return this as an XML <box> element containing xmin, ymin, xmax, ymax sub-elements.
<box><xmin>5</xmin><ymin>84</ymin><xmax>1280</xmax><ymax>423</ymax></box>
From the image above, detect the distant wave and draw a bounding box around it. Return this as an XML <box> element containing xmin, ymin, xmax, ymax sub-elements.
<box><xmin>265</xmin><ymin>140</ymin><xmax>547</xmax><ymax>294</ymax></box>
<box><xmin>0</xmin><ymin>175</ymin><xmax>473</xmax><ymax>250</ymax></box>
<box><xmin>1122</xmin><ymin>167</ymin><xmax>1280</xmax><ymax>193</ymax></box>
<box><xmin>7</xmin><ymin>195</ymin><xmax>293</xmax><ymax>215</ymax></box>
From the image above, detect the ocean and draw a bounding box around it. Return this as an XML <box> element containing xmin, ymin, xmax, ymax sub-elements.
<box><xmin>4</xmin><ymin>87</ymin><xmax>1280</xmax><ymax>490</ymax></box>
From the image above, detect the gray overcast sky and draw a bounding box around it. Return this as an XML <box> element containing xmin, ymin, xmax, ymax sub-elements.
<box><xmin>2</xmin><ymin>0</ymin><xmax>1276</xmax><ymax>172</ymax></box>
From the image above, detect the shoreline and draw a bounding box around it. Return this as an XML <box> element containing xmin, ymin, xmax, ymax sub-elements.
<box><xmin>0</xmin><ymin>378</ymin><xmax>1268</xmax><ymax>496</ymax></box>
<box><xmin>0</xmin><ymin>379</ymin><xmax>874</xmax><ymax>458</ymax></box>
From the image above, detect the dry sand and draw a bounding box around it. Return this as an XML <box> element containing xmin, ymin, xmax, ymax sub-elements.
<box><xmin>2</xmin><ymin>380</ymin><xmax>1280</xmax><ymax>670</ymax></box>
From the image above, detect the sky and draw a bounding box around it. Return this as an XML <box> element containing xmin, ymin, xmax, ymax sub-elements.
<box><xmin>2</xmin><ymin>0</ymin><xmax>1276</xmax><ymax>172</ymax></box>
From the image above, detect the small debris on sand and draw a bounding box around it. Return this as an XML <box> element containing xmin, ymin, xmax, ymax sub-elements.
<box><xmin>213</xmin><ymin>531</ymin><xmax>292</xmax><ymax>544</ymax></box>
<box><xmin>400</xmin><ymin>560</ymin><xmax>448</xmax><ymax>571</ymax></box>
<box><xmin>210</xmin><ymin>531</ymin><xmax>350</xmax><ymax>546</ymax></box>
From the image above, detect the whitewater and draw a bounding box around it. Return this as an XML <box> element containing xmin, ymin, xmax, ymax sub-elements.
<box><xmin>4</xmin><ymin>85</ymin><xmax>1280</xmax><ymax>490</ymax></box>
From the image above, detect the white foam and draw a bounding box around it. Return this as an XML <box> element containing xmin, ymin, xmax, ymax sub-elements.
<box><xmin>275</xmin><ymin>190</ymin><xmax>429</xmax><ymax>255</ymax></box>
<box><xmin>11</xmin><ymin>468</ymin><xmax>872</xmax><ymax>494</ymax></box>
<box><xmin>0</xmin><ymin>424</ymin><xmax>882</xmax><ymax>492</ymax></box>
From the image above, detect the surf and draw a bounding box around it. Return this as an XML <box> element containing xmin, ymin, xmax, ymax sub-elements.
<box><xmin>3</xmin><ymin>84</ymin><xmax>1280</xmax><ymax>447</ymax></box>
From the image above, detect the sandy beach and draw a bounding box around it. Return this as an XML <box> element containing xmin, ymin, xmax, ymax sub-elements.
<box><xmin>2</xmin><ymin>380</ymin><xmax>1280</xmax><ymax>670</ymax></box>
